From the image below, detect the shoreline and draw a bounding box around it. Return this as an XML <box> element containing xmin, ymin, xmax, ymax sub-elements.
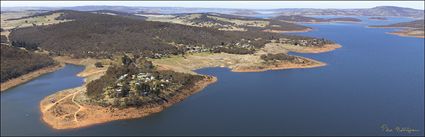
<box><xmin>1</xmin><ymin>63</ymin><xmax>65</xmax><ymax>92</ymax></box>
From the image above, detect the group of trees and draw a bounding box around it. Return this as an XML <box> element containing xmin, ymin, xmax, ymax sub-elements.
<box><xmin>211</xmin><ymin>46</ymin><xmax>255</xmax><ymax>54</ymax></box>
<box><xmin>86</xmin><ymin>55</ymin><xmax>205</xmax><ymax>108</ymax></box>
<box><xmin>0</xmin><ymin>45</ymin><xmax>56</xmax><ymax>83</ymax></box>
<box><xmin>260</xmin><ymin>53</ymin><xmax>296</xmax><ymax>62</ymax></box>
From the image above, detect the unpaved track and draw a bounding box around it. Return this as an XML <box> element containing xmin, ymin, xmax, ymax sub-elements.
<box><xmin>42</xmin><ymin>89</ymin><xmax>85</xmax><ymax>123</ymax></box>
<box><xmin>42</xmin><ymin>92</ymin><xmax>75</xmax><ymax>112</ymax></box>
<box><xmin>72</xmin><ymin>91</ymin><xmax>84</xmax><ymax>122</ymax></box>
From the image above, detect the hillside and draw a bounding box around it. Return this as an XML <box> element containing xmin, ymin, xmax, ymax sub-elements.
<box><xmin>0</xmin><ymin>44</ymin><xmax>56</xmax><ymax>83</ymax></box>
<box><xmin>9</xmin><ymin>10</ymin><xmax>331</xmax><ymax>58</ymax></box>
<box><xmin>143</xmin><ymin>12</ymin><xmax>311</xmax><ymax>32</ymax></box>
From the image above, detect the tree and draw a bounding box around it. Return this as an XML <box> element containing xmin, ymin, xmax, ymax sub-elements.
<box><xmin>95</xmin><ymin>62</ymin><xmax>104</xmax><ymax>68</ymax></box>
<box><xmin>121</xmin><ymin>55</ymin><xmax>132</xmax><ymax>66</ymax></box>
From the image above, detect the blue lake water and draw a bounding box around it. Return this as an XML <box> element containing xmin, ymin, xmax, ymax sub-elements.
<box><xmin>1</xmin><ymin>17</ymin><xmax>424</xmax><ymax>136</ymax></box>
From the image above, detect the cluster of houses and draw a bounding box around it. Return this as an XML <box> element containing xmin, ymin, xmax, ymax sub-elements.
<box><xmin>108</xmin><ymin>72</ymin><xmax>173</xmax><ymax>98</ymax></box>
<box><xmin>184</xmin><ymin>45</ymin><xmax>211</xmax><ymax>53</ymax></box>
<box><xmin>180</xmin><ymin>42</ymin><xmax>255</xmax><ymax>54</ymax></box>
<box><xmin>278</xmin><ymin>38</ymin><xmax>332</xmax><ymax>47</ymax></box>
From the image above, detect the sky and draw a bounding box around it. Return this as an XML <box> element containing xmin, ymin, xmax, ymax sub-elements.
<box><xmin>1</xmin><ymin>1</ymin><xmax>424</xmax><ymax>10</ymax></box>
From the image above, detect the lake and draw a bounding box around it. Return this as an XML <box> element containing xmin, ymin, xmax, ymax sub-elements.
<box><xmin>1</xmin><ymin>16</ymin><xmax>423</xmax><ymax>136</ymax></box>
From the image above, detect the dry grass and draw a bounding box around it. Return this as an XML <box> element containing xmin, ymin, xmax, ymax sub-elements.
<box><xmin>1</xmin><ymin>12</ymin><xmax>70</xmax><ymax>30</ymax></box>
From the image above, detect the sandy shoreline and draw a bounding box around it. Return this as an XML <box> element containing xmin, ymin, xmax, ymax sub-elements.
<box><xmin>1</xmin><ymin>63</ymin><xmax>65</xmax><ymax>92</ymax></box>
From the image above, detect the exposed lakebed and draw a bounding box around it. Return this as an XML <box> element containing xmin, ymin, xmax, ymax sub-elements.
<box><xmin>1</xmin><ymin>16</ymin><xmax>423</xmax><ymax>136</ymax></box>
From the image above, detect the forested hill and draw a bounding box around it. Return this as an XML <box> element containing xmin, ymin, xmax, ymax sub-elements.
<box><xmin>0</xmin><ymin>45</ymin><xmax>56</xmax><ymax>83</ymax></box>
<box><xmin>9</xmin><ymin>10</ymin><xmax>332</xmax><ymax>58</ymax></box>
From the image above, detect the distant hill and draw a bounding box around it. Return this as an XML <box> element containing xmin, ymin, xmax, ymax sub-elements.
<box><xmin>2</xmin><ymin>6</ymin><xmax>423</xmax><ymax>18</ymax></box>
<box><xmin>144</xmin><ymin>12</ymin><xmax>311</xmax><ymax>32</ymax></box>
<box><xmin>275</xmin><ymin>6</ymin><xmax>424</xmax><ymax>19</ymax></box>
<box><xmin>273</xmin><ymin>15</ymin><xmax>361</xmax><ymax>23</ymax></box>
<box><xmin>230</xmin><ymin>10</ymin><xmax>260</xmax><ymax>16</ymax></box>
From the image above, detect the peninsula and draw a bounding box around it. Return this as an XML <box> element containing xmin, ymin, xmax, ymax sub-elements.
<box><xmin>39</xmin><ymin>43</ymin><xmax>340</xmax><ymax>129</ymax></box>
<box><xmin>2</xmin><ymin>10</ymin><xmax>341</xmax><ymax>129</ymax></box>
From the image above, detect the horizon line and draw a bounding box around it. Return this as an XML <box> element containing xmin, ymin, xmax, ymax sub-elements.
<box><xmin>1</xmin><ymin>5</ymin><xmax>424</xmax><ymax>10</ymax></box>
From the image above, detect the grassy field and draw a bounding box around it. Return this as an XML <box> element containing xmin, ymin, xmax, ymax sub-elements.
<box><xmin>1</xmin><ymin>12</ymin><xmax>70</xmax><ymax>32</ymax></box>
